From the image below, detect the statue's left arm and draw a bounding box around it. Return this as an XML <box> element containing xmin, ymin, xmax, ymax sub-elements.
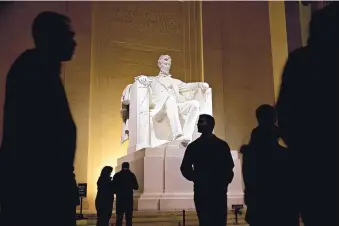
<box><xmin>177</xmin><ymin>80</ymin><xmax>209</xmax><ymax>92</ymax></box>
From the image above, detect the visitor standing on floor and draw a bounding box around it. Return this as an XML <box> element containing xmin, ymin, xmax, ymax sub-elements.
<box><xmin>180</xmin><ymin>114</ymin><xmax>234</xmax><ymax>226</ymax></box>
<box><xmin>276</xmin><ymin>3</ymin><xmax>339</xmax><ymax>226</ymax></box>
<box><xmin>241</xmin><ymin>105</ymin><xmax>298</xmax><ymax>226</ymax></box>
<box><xmin>113</xmin><ymin>162</ymin><xmax>139</xmax><ymax>226</ymax></box>
<box><xmin>95</xmin><ymin>166</ymin><xmax>114</xmax><ymax>226</ymax></box>
<box><xmin>0</xmin><ymin>11</ymin><xmax>78</xmax><ymax>226</ymax></box>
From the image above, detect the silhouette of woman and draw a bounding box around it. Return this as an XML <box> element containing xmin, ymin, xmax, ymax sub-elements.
<box><xmin>95</xmin><ymin>166</ymin><xmax>114</xmax><ymax>226</ymax></box>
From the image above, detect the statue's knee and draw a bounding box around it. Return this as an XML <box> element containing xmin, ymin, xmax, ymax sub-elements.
<box><xmin>190</xmin><ymin>100</ymin><xmax>200</xmax><ymax>110</ymax></box>
<box><xmin>166</xmin><ymin>96</ymin><xmax>177</xmax><ymax>106</ymax></box>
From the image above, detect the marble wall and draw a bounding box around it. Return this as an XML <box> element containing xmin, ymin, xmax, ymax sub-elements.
<box><xmin>203</xmin><ymin>1</ymin><xmax>278</xmax><ymax>149</ymax></box>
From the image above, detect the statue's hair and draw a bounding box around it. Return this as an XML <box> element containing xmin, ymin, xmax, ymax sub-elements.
<box><xmin>158</xmin><ymin>55</ymin><xmax>171</xmax><ymax>65</ymax></box>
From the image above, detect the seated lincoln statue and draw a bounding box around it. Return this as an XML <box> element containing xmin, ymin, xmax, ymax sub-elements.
<box><xmin>121</xmin><ymin>55</ymin><xmax>212</xmax><ymax>151</ymax></box>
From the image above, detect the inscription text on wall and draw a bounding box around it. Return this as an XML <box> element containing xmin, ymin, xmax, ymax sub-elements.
<box><xmin>114</xmin><ymin>7</ymin><xmax>181</xmax><ymax>35</ymax></box>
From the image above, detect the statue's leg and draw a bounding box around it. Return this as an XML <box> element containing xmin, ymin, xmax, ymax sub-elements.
<box><xmin>178</xmin><ymin>100</ymin><xmax>200</xmax><ymax>141</ymax></box>
<box><xmin>164</xmin><ymin>96</ymin><xmax>183</xmax><ymax>140</ymax></box>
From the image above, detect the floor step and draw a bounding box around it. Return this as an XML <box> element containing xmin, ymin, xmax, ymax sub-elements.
<box><xmin>76</xmin><ymin>210</ymin><xmax>247</xmax><ymax>226</ymax></box>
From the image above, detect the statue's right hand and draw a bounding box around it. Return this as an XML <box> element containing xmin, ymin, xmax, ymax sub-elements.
<box><xmin>138</xmin><ymin>75</ymin><xmax>148</xmax><ymax>82</ymax></box>
<box><xmin>136</xmin><ymin>75</ymin><xmax>151</xmax><ymax>85</ymax></box>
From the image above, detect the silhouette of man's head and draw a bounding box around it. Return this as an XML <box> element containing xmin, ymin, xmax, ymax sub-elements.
<box><xmin>32</xmin><ymin>11</ymin><xmax>76</xmax><ymax>61</ymax></box>
<box><xmin>100</xmin><ymin>166</ymin><xmax>113</xmax><ymax>178</ymax></box>
<box><xmin>256</xmin><ymin>104</ymin><xmax>276</xmax><ymax>126</ymax></box>
<box><xmin>197</xmin><ymin>114</ymin><xmax>215</xmax><ymax>134</ymax></box>
<box><xmin>122</xmin><ymin>162</ymin><xmax>130</xmax><ymax>170</ymax></box>
<box><xmin>308</xmin><ymin>3</ymin><xmax>339</xmax><ymax>50</ymax></box>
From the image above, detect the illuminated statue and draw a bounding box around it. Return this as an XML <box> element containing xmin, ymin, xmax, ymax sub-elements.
<box><xmin>121</xmin><ymin>55</ymin><xmax>212</xmax><ymax>152</ymax></box>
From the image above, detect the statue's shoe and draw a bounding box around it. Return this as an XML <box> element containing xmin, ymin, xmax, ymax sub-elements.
<box><xmin>173</xmin><ymin>135</ymin><xmax>191</xmax><ymax>147</ymax></box>
<box><xmin>173</xmin><ymin>134</ymin><xmax>184</xmax><ymax>141</ymax></box>
<box><xmin>180</xmin><ymin>139</ymin><xmax>190</xmax><ymax>148</ymax></box>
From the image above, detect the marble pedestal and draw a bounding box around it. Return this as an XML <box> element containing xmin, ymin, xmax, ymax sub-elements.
<box><xmin>116</xmin><ymin>143</ymin><xmax>244</xmax><ymax>211</ymax></box>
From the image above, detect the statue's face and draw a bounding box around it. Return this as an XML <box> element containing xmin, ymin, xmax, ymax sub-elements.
<box><xmin>158</xmin><ymin>56</ymin><xmax>171</xmax><ymax>75</ymax></box>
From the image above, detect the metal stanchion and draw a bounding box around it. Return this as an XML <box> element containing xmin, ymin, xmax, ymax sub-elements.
<box><xmin>232</xmin><ymin>204</ymin><xmax>243</xmax><ymax>225</ymax></box>
<box><xmin>182</xmin><ymin>209</ymin><xmax>186</xmax><ymax>226</ymax></box>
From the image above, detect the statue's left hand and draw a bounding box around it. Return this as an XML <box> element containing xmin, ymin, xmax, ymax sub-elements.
<box><xmin>199</xmin><ymin>82</ymin><xmax>209</xmax><ymax>90</ymax></box>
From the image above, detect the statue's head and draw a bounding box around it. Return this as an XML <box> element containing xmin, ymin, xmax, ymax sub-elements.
<box><xmin>158</xmin><ymin>55</ymin><xmax>172</xmax><ymax>75</ymax></box>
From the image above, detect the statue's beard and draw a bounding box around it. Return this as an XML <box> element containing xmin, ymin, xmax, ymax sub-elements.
<box><xmin>160</xmin><ymin>68</ymin><xmax>170</xmax><ymax>76</ymax></box>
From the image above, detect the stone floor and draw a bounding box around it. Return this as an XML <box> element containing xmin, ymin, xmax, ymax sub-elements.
<box><xmin>77</xmin><ymin>211</ymin><xmax>303</xmax><ymax>226</ymax></box>
<box><xmin>76</xmin><ymin>210</ymin><xmax>245</xmax><ymax>225</ymax></box>
<box><xmin>76</xmin><ymin>210</ymin><xmax>305</xmax><ymax>226</ymax></box>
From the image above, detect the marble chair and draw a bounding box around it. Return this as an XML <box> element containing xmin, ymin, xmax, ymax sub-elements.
<box><xmin>121</xmin><ymin>79</ymin><xmax>213</xmax><ymax>154</ymax></box>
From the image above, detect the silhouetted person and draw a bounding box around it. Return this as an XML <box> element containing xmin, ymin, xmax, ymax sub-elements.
<box><xmin>240</xmin><ymin>144</ymin><xmax>257</xmax><ymax>225</ymax></box>
<box><xmin>95</xmin><ymin>166</ymin><xmax>114</xmax><ymax>226</ymax></box>
<box><xmin>180</xmin><ymin>114</ymin><xmax>234</xmax><ymax>226</ymax></box>
<box><xmin>241</xmin><ymin>105</ymin><xmax>298</xmax><ymax>226</ymax></box>
<box><xmin>276</xmin><ymin>3</ymin><xmax>339</xmax><ymax>226</ymax></box>
<box><xmin>241</xmin><ymin>104</ymin><xmax>277</xmax><ymax>226</ymax></box>
<box><xmin>112</xmin><ymin>162</ymin><xmax>138</xmax><ymax>226</ymax></box>
<box><xmin>0</xmin><ymin>12</ymin><xmax>78</xmax><ymax>226</ymax></box>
